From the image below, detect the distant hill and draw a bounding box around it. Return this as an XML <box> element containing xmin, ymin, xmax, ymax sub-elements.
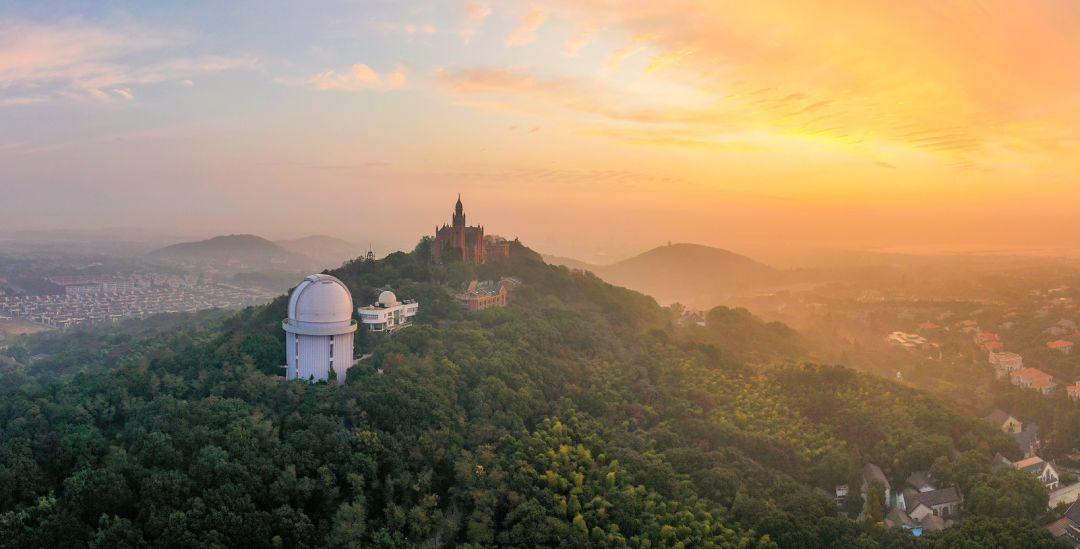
<box><xmin>149</xmin><ymin>234</ymin><xmax>309</xmax><ymax>271</ymax></box>
<box><xmin>275</xmin><ymin>235</ymin><xmax>362</xmax><ymax>268</ymax></box>
<box><xmin>540</xmin><ymin>254</ymin><xmax>596</xmax><ymax>272</ymax></box>
<box><xmin>546</xmin><ymin>243</ymin><xmax>778</xmax><ymax>307</ymax></box>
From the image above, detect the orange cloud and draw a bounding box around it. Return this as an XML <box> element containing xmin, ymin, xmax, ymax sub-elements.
<box><xmin>287</xmin><ymin>63</ymin><xmax>408</xmax><ymax>92</ymax></box>
<box><xmin>563</xmin><ymin>23</ymin><xmax>598</xmax><ymax>57</ymax></box>
<box><xmin>555</xmin><ymin>0</ymin><xmax>1080</xmax><ymax>172</ymax></box>
<box><xmin>460</xmin><ymin>1</ymin><xmax>492</xmax><ymax>43</ymax></box>
<box><xmin>606</xmin><ymin>33</ymin><xmax>656</xmax><ymax>69</ymax></box>
<box><xmin>0</xmin><ymin>18</ymin><xmax>256</xmax><ymax>105</ymax></box>
<box><xmin>505</xmin><ymin>6</ymin><xmax>547</xmax><ymax>47</ymax></box>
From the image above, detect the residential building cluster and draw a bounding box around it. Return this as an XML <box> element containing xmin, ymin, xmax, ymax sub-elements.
<box><xmin>953</xmin><ymin>312</ymin><xmax>1079</xmax><ymax>397</ymax></box>
<box><xmin>46</xmin><ymin>273</ymin><xmax>199</xmax><ymax>295</ymax></box>
<box><xmin>886</xmin><ymin>331</ymin><xmax>928</xmax><ymax>349</ymax></box>
<box><xmin>859</xmin><ymin>463</ymin><xmax>961</xmax><ymax>536</ymax></box>
<box><xmin>1047</xmin><ymin>502</ymin><xmax>1080</xmax><ymax>546</ymax></box>
<box><xmin>985</xmin><ymin>411</ymin><xmax>1060</xmax><ymax>490</ymax></box>
<box><xmin>852</xmin><ymin>409</ymin><xmax>1070</xmax><ymax>539</ymax></box>
<box><xmin>0</xmin><ymin>281</ymin><xmax>267</xmax><ymax>329</ymax></box>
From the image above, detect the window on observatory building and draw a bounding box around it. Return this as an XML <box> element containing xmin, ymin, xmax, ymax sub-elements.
<box><xmin>330</xmin><ymin>340</ymin><xmax>334</xmax><ymax>358</ymax></box>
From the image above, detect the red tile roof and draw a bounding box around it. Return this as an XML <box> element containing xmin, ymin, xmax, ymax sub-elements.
<box><xmin>1030</xmin><ymin>378</ymin><xmax>1058</xmax><ymax>390</ymax></box>
<box><xmin>1015</xmin><ymin>368</ymin><xmax>1053</xmax><ymax>382</ymax></box>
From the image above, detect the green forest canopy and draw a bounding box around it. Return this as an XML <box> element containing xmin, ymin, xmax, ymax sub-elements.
<box><xmin>0</xmin><ymin>242</ymin><xmax>1065</xmax><ymax>548</ymax></box>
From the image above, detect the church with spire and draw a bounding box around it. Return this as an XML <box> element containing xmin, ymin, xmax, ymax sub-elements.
<box><xmin>432</xmin><ymin>195</ymin><xmax>510</xmax><ymax>264</ymax></box>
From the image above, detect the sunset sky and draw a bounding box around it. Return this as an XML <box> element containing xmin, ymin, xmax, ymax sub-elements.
<box><xmin>2</xmin><ymin>1</ymin><xmax>1079</xmax><ymax>260</ymax></box>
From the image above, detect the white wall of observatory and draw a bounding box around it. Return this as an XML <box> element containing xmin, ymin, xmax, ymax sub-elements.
<box><xmin>285</xmin><ymin>331</ymin><xmax>354</xmax><ymax>383</ymax></box>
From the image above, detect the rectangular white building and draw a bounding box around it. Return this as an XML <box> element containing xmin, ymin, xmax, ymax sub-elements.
<box><xmin>358</xmin><ymin>290</ymin><xmax>418</xmax><ymax>332</ymax></box>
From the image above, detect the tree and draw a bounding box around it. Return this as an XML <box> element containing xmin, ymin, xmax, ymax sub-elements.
<box><xmin>923</xmin><ymin>516</ymin><xmax>1067</xmax><ymax>548</ymax></box>
<box><xmin>328</xmin><ymin>498</ymin><xmax>367</xmax><ymax>548</ymax></box>
<box><xmin>863</xmin><ymin>481</ymin><xmax>886</xmax><ymax>524</ymax></box>
<box><xmin>964</xmin><ymin>470</ymin><xmax>1049</xmax><ymax>520</ymax></box>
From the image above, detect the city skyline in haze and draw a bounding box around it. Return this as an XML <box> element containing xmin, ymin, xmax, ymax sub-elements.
<box><xmin>3</xmin><ymin>1</ymin><xmax>1080</xmax><ymax>259</ymax></box>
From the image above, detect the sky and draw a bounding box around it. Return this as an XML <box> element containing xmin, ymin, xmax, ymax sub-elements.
<box><xmin>2</xmin><ymin>0</ymin><xmax>1079</xmax><ymax>261</ymax></box>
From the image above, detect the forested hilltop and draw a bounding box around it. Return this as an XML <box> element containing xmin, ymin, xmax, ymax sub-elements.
<box><xmin>0</xmin><ymin>240</ymin><xmax>1065</xmax><ymax>548</ymax></box>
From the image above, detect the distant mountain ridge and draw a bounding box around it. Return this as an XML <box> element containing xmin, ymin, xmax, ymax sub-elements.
<box><xmin>545</xmin><ymin>243</ymin><xmax>778</xmax><ymax>307</ymax></box>
<box><xmin>149</xmin><ymin>234</ymin><xmax>365</xmax><ymax>271</ymax></box>
<box><xmin>275</xmin><ymin>235</ymin><xmax>362</xmax><ymax>268</ymax></box>
<box><xmin>150</xmin><ymin>234</ymin><xmax>297</xmax><ymax>262</ymax></box>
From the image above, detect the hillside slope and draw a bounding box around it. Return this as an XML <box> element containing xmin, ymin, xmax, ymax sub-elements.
<box><xmin>149</xmin><ymin>234</ymin><xmax>311</xmax><ymax>271</ymax></box>
<box><xmin>548</xmin><ymin>243</ymin><xmax>779</xmax><ymax>307</ymax></box>
<box><xmin>0</xmin><ymin>242</ymin><xmax>1057</xmax><ymax>548</ymax></box>
<box><xmin>275</xmin><ymin>235</ymin><xmax>362</xmax><ymax>268</ymax></box>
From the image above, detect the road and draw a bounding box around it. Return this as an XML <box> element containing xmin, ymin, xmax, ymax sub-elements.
<box><xmin>1050</xmin><ymin>482</ymin><xmax>1080</xmax><ymax>508</ymax></box>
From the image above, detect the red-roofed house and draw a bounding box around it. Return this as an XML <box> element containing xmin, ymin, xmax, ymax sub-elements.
<box><xmin>1048</xmin><ymin>340</ymin><xmax>1074</xmax><ymax>355</ymax></box>
<box><xmin>983</xmin><ymin>340</ymin><xmax>1004</xmax><ymax>352</ymax></box>
<box><xmin>1068</xmin><ymin>382</ymin><xmax>1080</xmax><ymax>401</ymax></box>
<box><xmin>1012</xmin><ymin>368</ymin><xmax>1055</xmax><ymax>393</ymax></box>
<box><xmin>1029</xmin><ymin>378</ymin><xmax>1059</xmax><ymax>395</ymax></box>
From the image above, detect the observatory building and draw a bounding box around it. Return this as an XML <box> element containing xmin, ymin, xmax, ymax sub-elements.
<box><xmin>358</xmin><ymin>290</ymin><xmax>418</xmax><ymax>332</ymax></box>
<box><xmin>282</xmin><ymin>274</ymin><xmax>357</xmax><ymax>384</ymax></box>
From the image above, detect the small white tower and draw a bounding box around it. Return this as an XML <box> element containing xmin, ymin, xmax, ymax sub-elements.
<box><xmin>282</xmin><ymin>274</ymin><xmax>357</xmax><ymax>384</ymax></box>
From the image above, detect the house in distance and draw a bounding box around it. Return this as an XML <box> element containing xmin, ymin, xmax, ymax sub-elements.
<box><xmin>456</xmin><ymin>277</ymin><xmax>522</xmax><ymax>312</ymax></box>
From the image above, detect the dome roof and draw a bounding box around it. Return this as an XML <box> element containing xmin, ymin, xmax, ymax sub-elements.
<box><xmin>377</xmin><ymin>290</ymin><xmax>398</xmax><ymax>307</ymax></box>
<box><xmin>288</xmin><ymin>274</ymin><xmax>353</xmax><ymax>324</ymax></box>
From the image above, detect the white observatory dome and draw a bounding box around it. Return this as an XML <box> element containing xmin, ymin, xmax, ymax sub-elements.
<box><xmin>377</xmin><ymin>290</ymin><xmax>398</xmax><ymax>307</ymax></box>
<box><xmin>288</xmin><ymin>274</ymin><xmax>354</xmax><ymax>324</ymax></box>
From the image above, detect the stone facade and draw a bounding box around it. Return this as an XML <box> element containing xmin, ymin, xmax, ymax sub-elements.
<box><xmin>432</xmin><ymin>196</ymin><xmax>510</xmax><ymax>264</ymax></box>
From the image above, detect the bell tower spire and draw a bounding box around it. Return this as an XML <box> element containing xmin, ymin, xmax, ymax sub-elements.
<box><xmin>453</xmin><ymin>194</ymin><xmax>465</xmax><ymax>227</ymax></box>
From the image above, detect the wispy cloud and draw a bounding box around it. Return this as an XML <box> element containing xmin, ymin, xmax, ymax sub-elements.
<box><xmin>460</xmin><ymin>1</ymin><xmax>492</xmax><ymax>44</ymax></box>
<box><xmin>375</xmin><ymin>21</ymin><xmax>437</xmax><ymax>39</ymax></box>
<box><xmin>283</xmin><ymin>63</ymin><xmax>408</xmax><ymax>92</ymax></box>
<box><xmin>606</xmin><ymin>33</ymin><xmax>656</xmax><ymax>69</ymax></box>
<box><xmin>505</xmin><ymin>7</ymin><xmax>547</xmax><ymax>47</ymax></box>
<box><xmin>558</xmin><ymin>0</ymin><xmax>1080</xmax><ymax>168</ymax></box>
<box><xmin>437</xmin><ymin>66</ymin><xmax>726</xmax><ymax>127</ymax></box>
<box><xmin>563</xmin><ymin>23</ymin><xmax>598</xmax><ymax>57</ymax></box>
<box><xmin>0</xmin><ymin>18</ymin><xmax>257</xmax><ymax>106</ymax></box>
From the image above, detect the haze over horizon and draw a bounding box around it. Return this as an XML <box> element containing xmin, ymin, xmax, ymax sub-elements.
<box><xmin>3</xmin><ymin>1</ymin><xmax>1080</xmax><ymax>259</ymax></box>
